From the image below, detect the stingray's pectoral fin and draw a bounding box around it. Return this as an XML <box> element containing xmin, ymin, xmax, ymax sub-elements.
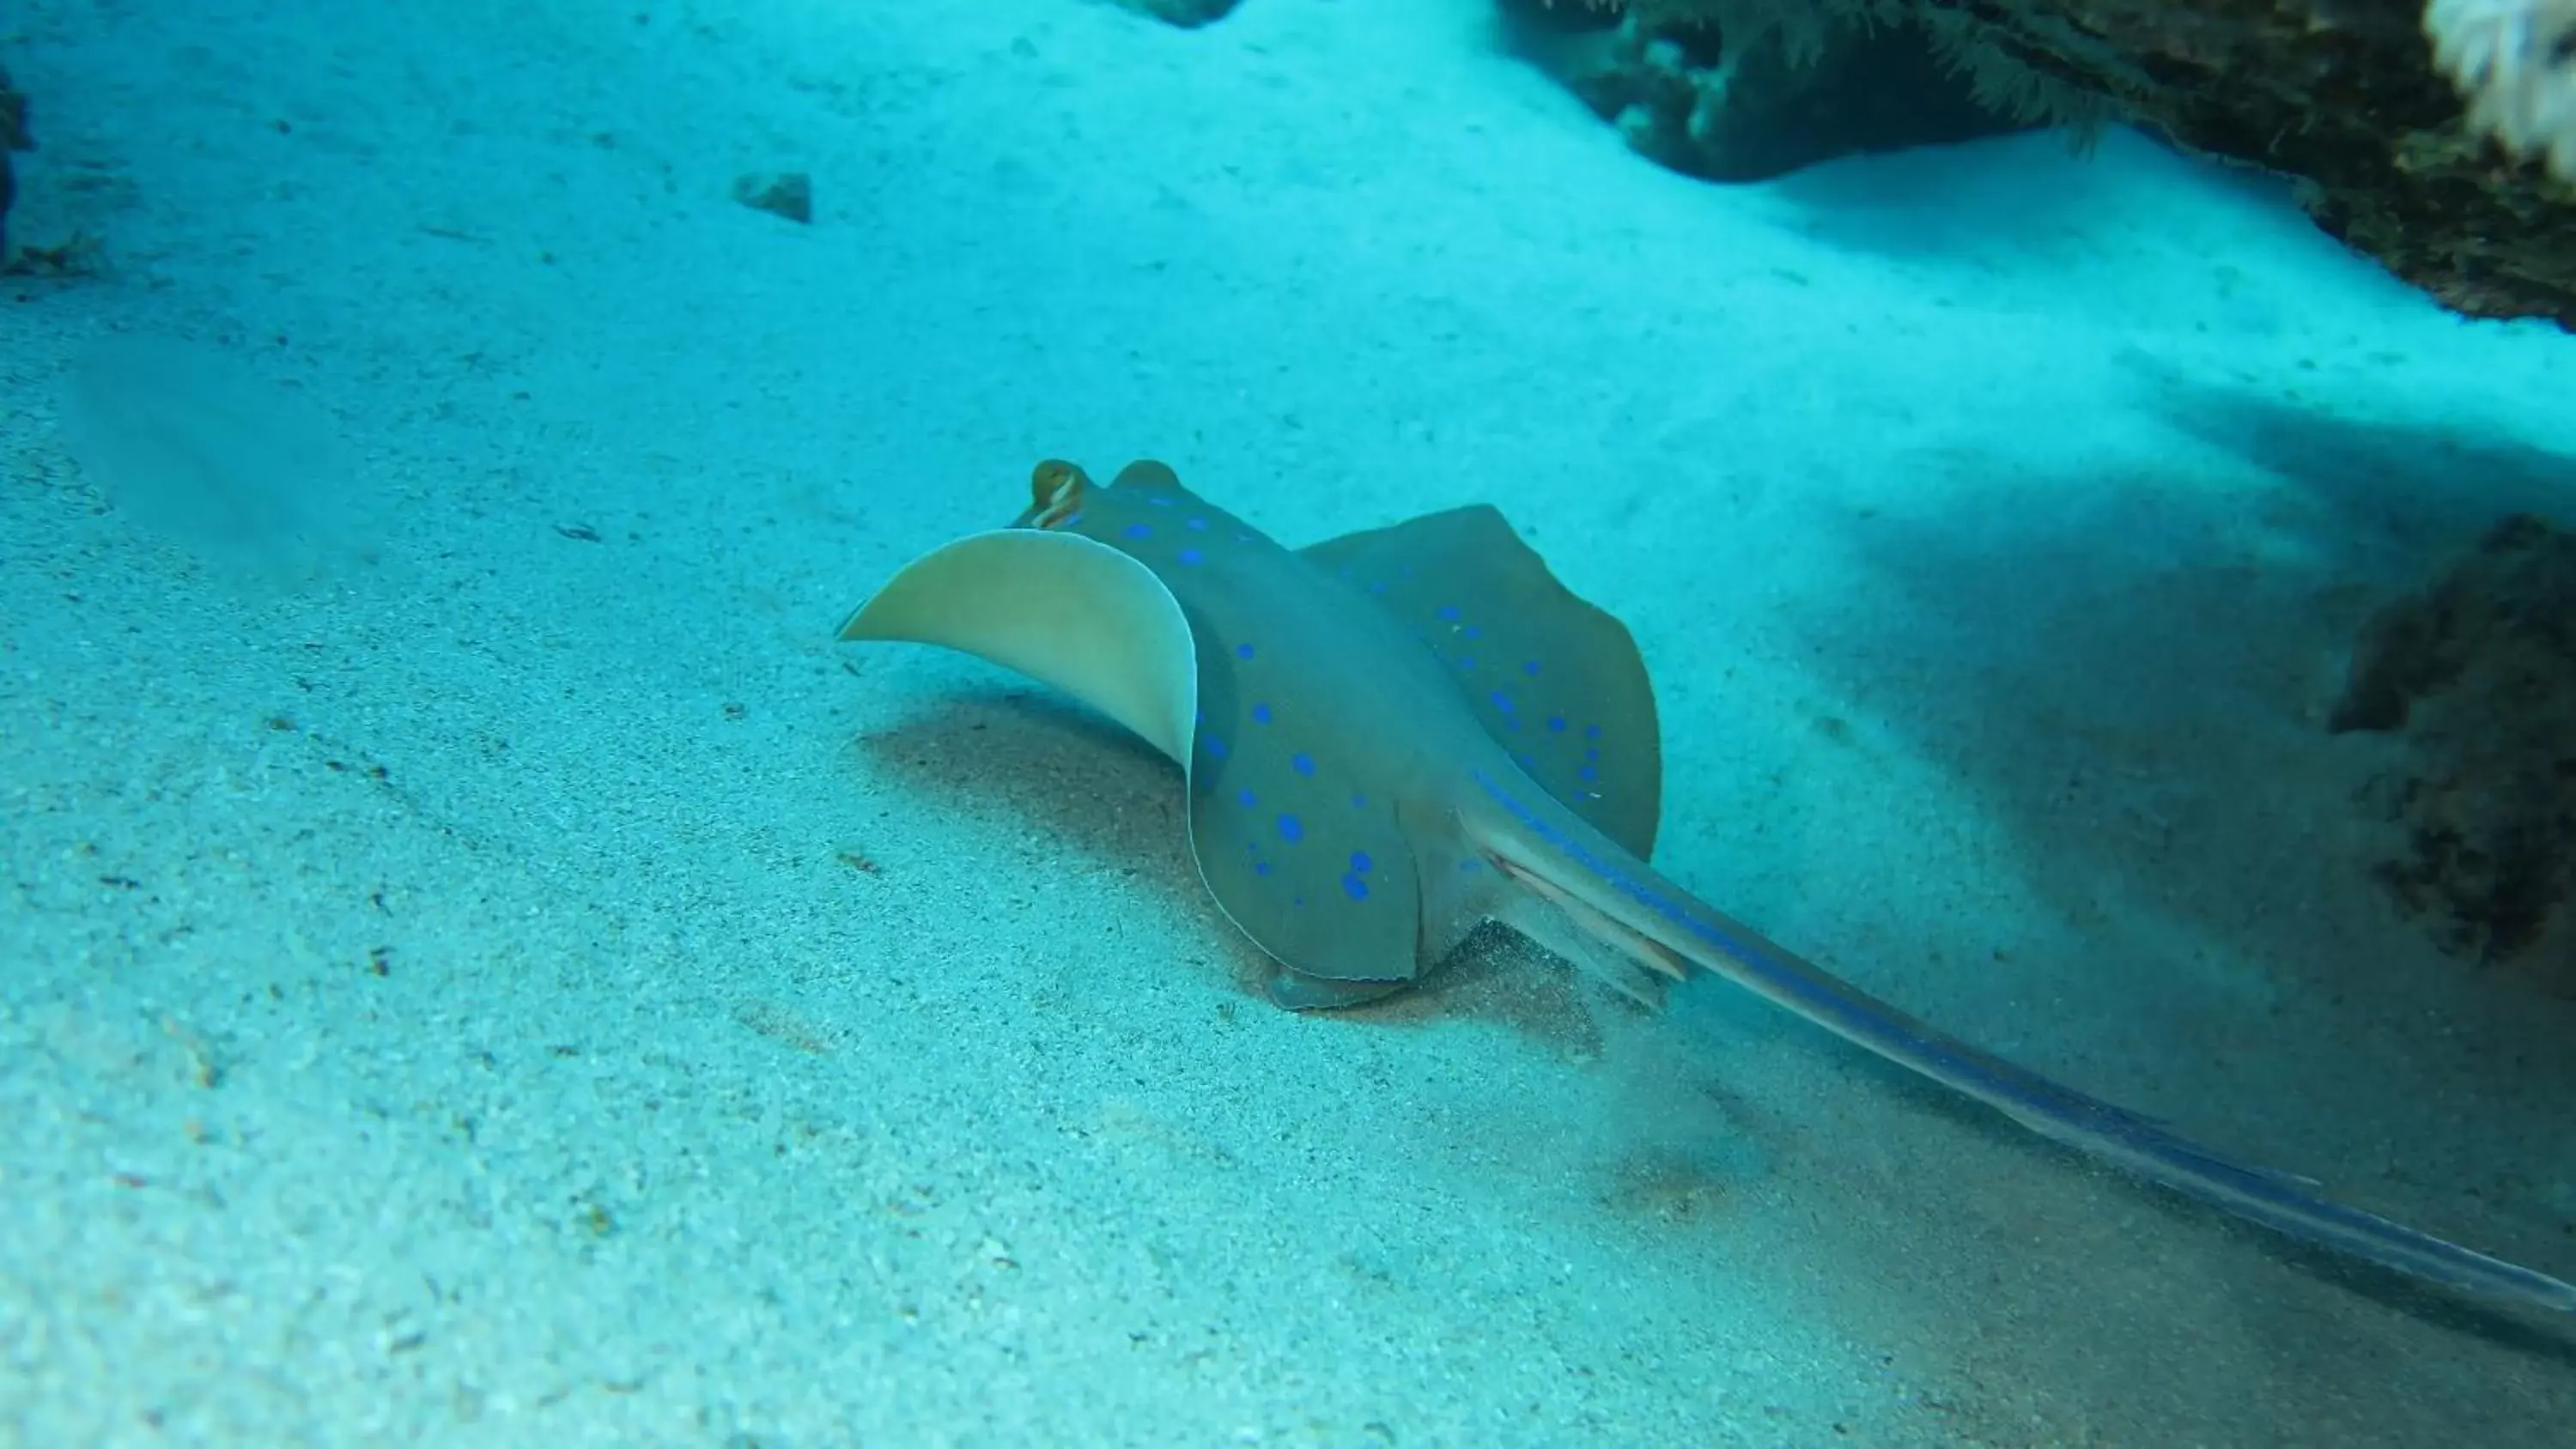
<box><xmin>838</xmin><ymin>528</ymin><xmax>1200</xmax><ymax>766</ymax></box>
<box><xmin>1267</xmin><ymin>968</ymin><xmax>1412</xmax><ymax>1011</ymax></box>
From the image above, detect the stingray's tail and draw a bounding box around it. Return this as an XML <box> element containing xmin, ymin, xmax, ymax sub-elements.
<box><xmin>1469</xmin><ymin>767</ymin><xmax>2576</xmax><ymax>1313</ymax></box>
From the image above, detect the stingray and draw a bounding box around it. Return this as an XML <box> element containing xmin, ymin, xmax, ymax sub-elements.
<box><xmin>839</xmin><ymin>458</ymin><xmax>2574</xmax><ymax>1314</ymax></box>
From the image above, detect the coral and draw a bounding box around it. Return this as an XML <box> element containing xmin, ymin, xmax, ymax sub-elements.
<box><xmin>2426</xmin><ymin>0</ymin><xmax>2576</xmax><ymax>179</ymax></box>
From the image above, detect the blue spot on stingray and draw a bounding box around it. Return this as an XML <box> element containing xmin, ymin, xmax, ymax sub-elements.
<box><xmin>1236</xmin><ymin>787</ymin><xmax>1257</xmax><ymax>808</ymax></box>
<box><xmin>1291</xmin><ymin>752</ymin><xmax>1315</xmax><ymax>778</ymax></box>
<box><xmin>1122</xmin><ymin>522</ymin><xmax>1152</xmax><ymax>540</ymax></box>
<box><xmin>1511</xmin><ymin>752</ymin><xmax>1534</xmax><ymax>770</ymax></box>
<box><xmin>1523</xmin><ymin>660</ymin><xmax>1542</xmax><ymax>677</ymax></box>
<box><xmin>1488</xmin><ymin>690</ymin><xmax>1513</xmax><ymax>712</ymax></box>
<box><xmin>1369</xmin><ymin>580</ymin><xmax>1388</xmax><ymax>594</ymax></box>
<box><xmin>1058</xmin><ymin>511</ymin><xmax>1084</xmax><ymax>528</ymax></box>
<box><xmin>1341</xmin><ymin>873</ymin><xmax>1370</xmax><ymax>901</ymax></box>
<box><xmin>1176</xmin><ymin>548</ymin><xmax>1204</xmax><ymax>567</ymax></box>
<box><xmin>1435</xmin><ymin>604</ymin><xmax>1461</xmax><ymax>621</ymax></box>
<box><xmin>1236</xmin><ymin>643</ymin><xmax>1255</xmax><ymax>660</ymax></box>
<box><xmin>1458</xmin><ymin>859</ymin><xmax>1483</xmax><ymax>874</ymax></box>
<box><xmin>1277</xmin><ymin>813</ymin><xmax>1304</xmax><ymax>843</ymax></box>
<box><xmin>1350</xmin><ymin>791</ymin><xmax>1368</xmax><ymax>809</ymax></box>
<box><xmin>1584</xmin><ymin>747</ymin><xmax>1601</xmax><ymax>761</ymax></box>
<box><xmin>1579</xmin><ymin>765</ymin><xmax>1600</xmax><ymax>782</ymax></box>
<box><xmin>1546</xmin><ymin>715</ymin><xmax>1567</xmax><ymax>732</ymax></box>
<box><xmin>1254</xmin><ymin>862</ymin><xmax>1272</xmax><ymax>876</ymax></box>
<box><xmin>1585</xmin><ymin>723</ymin><xmax>1603</xmax><ymax>740</ymax></box>
<box><xmin>1464</xmin><ymin>626</ymin><xmax>1483</xmax><ymax>640</ymax></box>
<box><xmin>1204</xmin><ymin>736</ymin><xmax>1229</xmax><ymax>759</ymax></box>
<box><xmin>1187</xmin><ymin>517</ymin><xmax>1208</xmax><ymax>531</ymax></box>
<box><xmin>1251</xmin><ymin>702</ymin><xmax>1273</xmax><ymax>724</ymax></box>
<box><xmin>1350</xmin><ymin>851</ymin><xmax>1373</xmax><ymax>874</ymax></box>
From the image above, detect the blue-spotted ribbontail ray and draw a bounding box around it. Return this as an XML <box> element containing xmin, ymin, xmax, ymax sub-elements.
<box><xmin>840</xmin><ymin>458</ymin><xmax>2575</xmax><ymax>1316</ymax></box>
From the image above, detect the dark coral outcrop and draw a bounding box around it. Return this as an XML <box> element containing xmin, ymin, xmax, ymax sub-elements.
<box><xmin>1497</xmin><ymin>0</ymin><xmax>2020</xmax><ymax>179</ymax></box>
<box><xmin>1510</xmin><ymin>0</ymin><xmax>2576</xmax><ymax>329</ymax></box>
<box><xmin>2335</xmin><ymin>513</ymin><xmax>2576</xmax><ymax>992</ymax></box>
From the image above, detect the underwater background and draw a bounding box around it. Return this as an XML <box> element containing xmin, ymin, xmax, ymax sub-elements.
<box><xmin>4</xmin><ymin>0</ymin><xmax>2574</xmax><ymax>1442</ymax></box>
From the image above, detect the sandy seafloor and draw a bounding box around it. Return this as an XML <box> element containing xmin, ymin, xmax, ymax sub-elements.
<box><xmin>3</xmin><ymin>0</ymin><xmax>2575</xmax><ymax>1442</ymax></box>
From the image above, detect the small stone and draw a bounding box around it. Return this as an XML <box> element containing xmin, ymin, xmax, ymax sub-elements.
<box><xmin>1115</xmin><ymin>0</ymin><xmax>1242</xmax><ymax>27</ymax></box>
<box><xmin>732</xmin><ymin>171</ymin><xmax>811</xmax><ymax>224</ymax></box>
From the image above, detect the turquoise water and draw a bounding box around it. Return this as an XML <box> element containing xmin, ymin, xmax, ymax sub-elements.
<box><xmin>3</xmin><ymin>1</ymin><xmax>2573</xmax><ymax>1443</ymax></box>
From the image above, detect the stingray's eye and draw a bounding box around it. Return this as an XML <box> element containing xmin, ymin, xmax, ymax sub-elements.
<box><xmin>1023</xmin><ymin>458</ymin><xmax>1091</xmax><ymax>530</ymax></box>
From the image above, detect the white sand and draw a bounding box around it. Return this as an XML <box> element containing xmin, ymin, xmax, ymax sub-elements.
<box><xmin>3</xmin><ymin>0</ymin><xmax>2573</xmax><ymax>1442</ymax></box>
